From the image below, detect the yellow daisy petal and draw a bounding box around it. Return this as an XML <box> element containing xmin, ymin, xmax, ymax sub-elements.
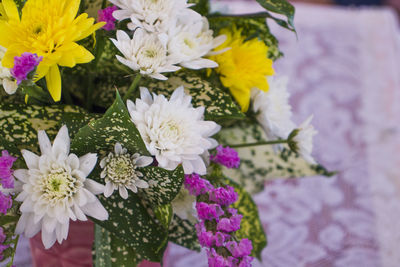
<box><xmin>45</xmin><ymin>65</ymin><xmax>62</xmax><ymax>102</ymax></box>
<box><xmin>2</xmin><ymin>0</ymin><xmax>19</xmax><ymax>21</ymax></box>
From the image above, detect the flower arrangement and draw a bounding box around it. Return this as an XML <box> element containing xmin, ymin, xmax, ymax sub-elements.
<box><xmin>0</xmin><ymin>0</ymin><xmax>333</xmax><ymax>266</ymax></box>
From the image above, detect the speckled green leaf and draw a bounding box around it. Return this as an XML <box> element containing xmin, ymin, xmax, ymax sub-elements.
<box><xmin>154</xmin><ymin>204</ymin><xmax>173</xmax><ymax>229</ymax></box>
<box><xmin>140</xmin><ymin>166</ymin><xmax>184</xmax><ymax>206</ymax></box>
<box><xmin>70</xmin><ymin>91</ymin><xmax>148</xmax><ymax>156</ymax></box>
<box><xmin>255</xmin><ymin>0</ymin><xmax>296</xmax><ymax>32</ymax></box>
<box><xmin>218</xmin><ymin>121</ymin><xmax>335</xmax><ymax>194</ymax></box>
<box><xmin>94</xmin><ymin>225</ymin><xmax>138</xmax><ymax>267</ymax></box>
<box><xmin>168</xmin><ymin>215</ymin><xmax>201</xmax><ymax>252</ymax></box>
<box><xmin>0</xmin><ymin>104</ymin><xmax>89</xmax><ymax>154</ymax></box>
<box><xmin>224</xmin><ymin>178</ymin><xmax>266</xmax><ymax>260</ymax></box>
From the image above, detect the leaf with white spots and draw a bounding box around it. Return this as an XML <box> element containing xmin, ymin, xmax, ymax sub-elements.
<box><xmin>154</xmin><ymin>204</ymin><xmax>173</xmax><ymax>229</ymax></box>
<box><xmin>218</xmin><ymin>121</ymin><xmax>334</xmax><ymax>194</ymax></box>
<box><xmin>140</xmin><ymin>166</ymin><xmax>184</xmax><ymax>206</ymax></box>
<box><xmin>224</xmin><ymin>177</ymin><xmax>267</xmax><ymax>260</ymax></box>
<box><xmin>168</xmin><ymin>215</ymin><xmax>201</xmax><ymax>252</ymax></box>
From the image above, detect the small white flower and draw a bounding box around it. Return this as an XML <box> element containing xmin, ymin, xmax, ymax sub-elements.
<box><xmin>0</xmin><ymin>45</ymin><xmax>17</xmax><ymax>95</ymax></box>
<box><xmin>111</xmin><ymin>29</ymin><xmax>180</xmax><ymax>80</ymax></box>
<box><xmin>171</xmin><ymin>186</ymin><xmax>196</xmax><ymax>222</ymax></box>
<box><xmin>13</xmin><ymin>126</ymin><xmax>108</xmax><ymax>249</ymax></box>
<box><xmin>100</xmin><ymin>142</ymin><xmax>153</xmax><ymax>199</ymax></box>
<box><xmin>127</xmin><ymin>86</ymin><xmax>220</xmax><ymax>175</ymax></box>
<box><xmin>252</xmin><ymin>76</ymin><xmax>295</xmax><ymax>140</ymax></box>
<box><xmin>167</xmin><ymin>12</ymin><xmax>226</xmax><ymax>70</ymax></box>
<box><xmin>292</xmin><ymin>115</ymin><xmax>318</xmax><ymax>164</ymax></box>
<box><xmin>110</xmin><ymin>0</ymin><xmax>191</xmax><ymax>33</ymax></box>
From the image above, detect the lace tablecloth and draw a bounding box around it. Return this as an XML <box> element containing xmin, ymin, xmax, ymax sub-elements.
<box><xmin>10</xmin><ymin>2</ymin><xmax>400</xmax><ymax>267</ymax></box>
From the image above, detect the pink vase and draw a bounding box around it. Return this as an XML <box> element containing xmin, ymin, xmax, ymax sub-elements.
<box><xmin>29</xmin><ymin>220</ymin><xmax>162</xmax><ymax>267</ymax></box>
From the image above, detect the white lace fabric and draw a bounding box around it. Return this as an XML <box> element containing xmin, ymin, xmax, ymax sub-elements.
<box><xmin>164</xmin><ymin>2</ymin><xmax>400</xmax><ymax>267</ymax></box>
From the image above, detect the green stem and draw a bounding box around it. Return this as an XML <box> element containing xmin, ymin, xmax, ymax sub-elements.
<box><xmin>8</xmin><ymin>235</ymin><xmax>20</xmax><ymax>267</ymax></box>
<box><xmin>21</xmin><ymin>83</ymin><xmax>52</xmax><ymax>104</ymax></box>
<box><xmin>228</xmin><ymin>139</ymin><xmax>288</xmax><ymax>148</ymax></box>
<box><xmin>123</xmin><ymin>74</ymin><xmax>142</xmax><ymax>102</ymax></box>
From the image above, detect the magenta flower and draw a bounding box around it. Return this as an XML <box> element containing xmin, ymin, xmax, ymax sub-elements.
<box><xmin>209</xmin><ymin>186</ymin><xmax>238</xmax><ymax>206</ymax></box>
<box><xmin>226</xmin><ymin>239</ymin><xmax>253</xmax><ymax>258</ymax></box>
<box><xmin>196</xmin><ymin>202</ymin><xmax>224</xmax><ymax>220</ymax></box>
<box><xmin>10</xmin><ymin>53</ymin><xmax>42</xmax><ymax>84</ymax></box>
<box><xmin>0</xmin><ymin>150</ymin><xmax>16</xmax><ymax>189</ymax></box>
<box><xmin>0</xmin><ymin>192</ymin><xmax>12</xmax><ymax>215</ymax></box>
<box><xmin>98</xmin><ymin>6</ymin><xmax>118</xmax><ymax>31</ymax></box>
<box><xmin>184</xmin><ymin>173</ymin><xmax>213</xmax><ymax>196</ymax></box>
<box><xmin>0</xmin><ymin>227</ymin><xmax>8</xmax><ymax>261</ymax></box>
<box><xmin>217</xmin><ymin>213</ymin><xmax>243</xmax><ymax>232</ymax></box>
<box><xmin>210</xmin><ymin>145</ymin><xmax>240</xmax><ymax>169</ymax></box>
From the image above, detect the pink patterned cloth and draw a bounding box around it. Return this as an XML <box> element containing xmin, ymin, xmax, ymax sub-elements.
<box><xmin>163</xmin><ymin>2</ymin><xmax>400</xmax><ymax>267</ymax></box>
<box><xmin>10</xmin><ymin>2</ymin><xmax>400</xmax><ymax>267</ymax></box>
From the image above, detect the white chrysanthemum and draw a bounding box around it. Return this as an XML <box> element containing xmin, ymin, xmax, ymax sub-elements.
<box><xmin>0</xmin><ymin>46</ymin><xmax>17</xmax><ymax>95</ymax></box>
<box><xmin>127</xmin><ymin>86</ymin><xmax>220</xmax><ymax>175</ymax></box>
<box><xmin>13</xmin><ymin>126</ymin><xmax>108</xmax><ymax>249</ymax></box>
<box><xmin>100</xmin><ymin>142</ymin><xmax>153</xmax><ymax>199</ymax></box>
<box><xmin>111</xmin><ymin>29</ymin><xmax>180</xmax><ymax>80</ymax></box>
<box><xmin>167</xmin><ymin>11</ymin><xmax>226</xmax><ymax>69</ymax></box>
<box><xmin>110</xmin><ymin>0</ymin><xmax>191</xmax><ymax>33</ymax></box>
<box><xmin>293</xmin><ymin>116</ymin><xmax>318</xmax><ymax>164</ymax></box>
<box><xmin>252</xmin><ymin>76</ymin><xmax>295</xmax><ymax>140</ymax></box>
<box><xmin>171</xmin><ymin>186</ymin><xmax>196</xmax><ymax>222</ymax></box>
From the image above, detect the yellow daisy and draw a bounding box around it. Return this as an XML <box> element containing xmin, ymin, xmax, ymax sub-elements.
<box><xmin>209</xmin><ymin>27</ymin><xmax>275</xmax><ymax>112</ymax></box>
<box><xmin>0</xmin><ymin>0</ymin><xmax>105</xmax><ymax>102</ymax></box>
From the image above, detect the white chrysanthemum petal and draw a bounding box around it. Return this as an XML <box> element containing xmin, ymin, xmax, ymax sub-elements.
<box><xmin>42</xmin><ymin>228</ymin><xmax>57</xmax><ymax>249</ymax></box>
<box><xmin>128</xmin><ymin>86</ymin><xmax>220</xmax><ymax>174</ymax></box>
<box><xmin>21</xmin><ymin>150</ymin><xmax>39</xmax><ymax>169</ymax></box>
<box><xmin>52</xmin><ymin>125</ymin><xmax>70</xmax><ymax>156</ymax></box>
<box><xmin>79</xmin><ymin>153</ymin><xmax>98</xmax><ymax>177</ymax></box>
<box><xmin>252</xmin><ymin>76</ymin><xmax>296</xmax><ymax>141</ymax></box>
<box><xmin>171</xmin><ymin>187</ymin><xmax>196</xmax><ymax>221</ymax></box>
<box><xmin>85</xmin><ymin>179</ymin><xmax>105</xmax><ymax>195</ymax></box>
<box><xmin>119</xmin><ymin>186</ymin><xmax>128</xmax><ymax>199</ymax></box>
<box><xmin>135</xmin><ymin>180</ymin><xmax>149</xmax><ymax>189</ymax></box>
<box><xmin>38</xmin><ymin>131</ymin><xmax>52</xmax><ymax>155</ymax></box>
<box><xmin>294</xmin><ymin>115</ymin><xmax>318</xmax><ymax>164</ymax></box>
<box><xmin>112</xmin><ymin>29</ymin><xmax>179</xmax><ymax>80</ymax></box>
<box><xmin>136</xmin><ymin>156</ymin><xmax>153</xmax><ymax>167</ymax></box>
<box><xmin>14</xmin><ymin>126</ymin><xmax>108</xmax><ymax>249</ymax></box>
<box><xmin>2</xmin><ymin>78</ymin><xmax>18</xmax><ymax>95</ymax></box>
<box><xmin>104</xmin><ymin>182</ymin><xmax>115</xmax><ymax>197</ymax></box>
<box><xmin>80</xmin><ymin>199</ymin><xmax>109</xmax><ymax>221</ymax></box>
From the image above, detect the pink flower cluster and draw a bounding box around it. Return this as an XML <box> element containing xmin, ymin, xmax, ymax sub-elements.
<box><xmin>184</xmin><ymin>174</ymin><xmax>253</xmax><ymax>267</ymax></box>
<box><xmin>10</xmin><ymin>53</ymin><xmax>42</xmax><ymax>84</ymax></box>
<box><xmin>98</xmin><ymin>6</ymin><xmax>118</xmax><ymax>31</ymax></box>
<box><xmin>210</xmin><ymin>145</ymin><xmax>240</xmax><ymax>169</ymax></box>
<box><xmin>0</xmin><ymin>150</ymin><xmax>17</xmax><ymax>189</ymax></box>
<box><xmin>0</xmin><ymin>227</ymin><xmax>9</xmax><ymax>261</ymax></box>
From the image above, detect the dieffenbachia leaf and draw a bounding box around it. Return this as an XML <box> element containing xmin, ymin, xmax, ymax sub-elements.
<box><xmin>94</xmin><ymin>225</ymin><xmax>138</xmax><ymax>267</ymax></box>
<box><xmin>70</xmin><ymin>90</ymin><xmax>148</xmax><ymax>156</ymax></box>
<box><xmin>224</xmin><ymin>177</ymin><xmax>267</xmax><ymax>260</ymax></box>
<box><xmin>139</xmin><ymin>166</ymin><xmax>184</xmax><ymax>206</ymax></box>
<box><xmin>0</xmin><ymin>103</ymin><xmax>91</xmax><ymax>154</ymax></box>
<box><xmin>218</xmin><ymin>121</ymin><xmax>335</xmax><ymax>194</ymax></box>
<box><xmin>255</xmin><ymin>0</ymin><xmax>296</xmax><ymax>32</ymax></box>
<box><xmin>168</xmin><ymin>215</ymin><xmax>201</xmax><ymax>252</ymax></box>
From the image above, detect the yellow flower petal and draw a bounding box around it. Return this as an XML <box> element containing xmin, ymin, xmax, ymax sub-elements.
<box><xmin>45</xmin><ymin>65</ymin><xmax>62</xmax><ymax>102</ymax></box>
<box><xmin>2</xmin><ymin>0</ymin><xmax>19</xmax><ymax>21</ymax></box>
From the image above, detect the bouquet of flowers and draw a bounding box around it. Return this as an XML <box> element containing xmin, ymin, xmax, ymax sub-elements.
<box><xmin>0</xmin><ymin>0</ymin><xmax>332</xmax><ymax>266</ymax></box>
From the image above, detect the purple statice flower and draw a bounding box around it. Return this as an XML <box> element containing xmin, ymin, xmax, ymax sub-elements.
<box><xmin>210</xmin><ymin>145</ymin><xmax>240</xmax><ymax>169</ymax></box>
<box><xmin>217</xmin><ymin>213</ymin><xmax>243</xmax><ymax>233</ymax></box>
<box><xmin>0</xmin><ymin>191</ymin><xmax>12</xmax><ymax>215</ymax></box>
<box><xmin>10</xmin><ymin>53</ymin><xmax>42</xmax><ymax>84</ymax></box>
<box><xmin>0</xmin><ymin>227</ymin><xmax>8</xmax><ymax>261</ymax></box>
<box><xmin>0</xmin><ymin>150</ymin><xmax>16</xmax><ymax>189</ymax></box>
<box><xmin>226</xmin><ymin>239</ymin><xmax>253</xmax><ymax>258</ymax></box>
<box><xmin>98</xmin><ymin>6</ymin><xmax>118</xmax><ymax>31</ymax></box>
<box><xmin>238</xmin><ymin>256</ymin><xmax>254</xmax><ymax>267</ymax></box>
<box><xmin>209</xmin><ymin>186</ymin><xmax>238</xmax><ymax>206</ymax></box>
<box><xmin>197</xmin><ymin>230</ymin><xmax>215</xmax><ymax>247</ymax></box>
<box><xmin>207</xmin><ymin>248</ymin><xmax>230</xmax><ymax>267</ymax></box>
<box><xmin>184</xmin><ymin>173</ymin><xmax>213</xmax><ymax>196</ymax></box>
<box><xmin>196</xmin><ymin>202</ymin><xmax>224</xmax><ymax>220</ymax></box>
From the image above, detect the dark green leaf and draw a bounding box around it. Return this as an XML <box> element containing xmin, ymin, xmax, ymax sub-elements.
<box><xmin>168</xmin><ymin>215</ymin><xmax>201</xmax><ymax>252</ymax></box>
<box><xmin>189</xmin><ymin>0</ymin><xmax>209</xmax><ymax>16</ymax></box>
<box><xmin>255</xmin><ymin>0</ymin><xmax>296</xmax><ymax>32</ymax></box>
<box><xmin>154</xmin><ymin>204</ymin><xmax>173</xmax><ymax>229</ymax></box>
